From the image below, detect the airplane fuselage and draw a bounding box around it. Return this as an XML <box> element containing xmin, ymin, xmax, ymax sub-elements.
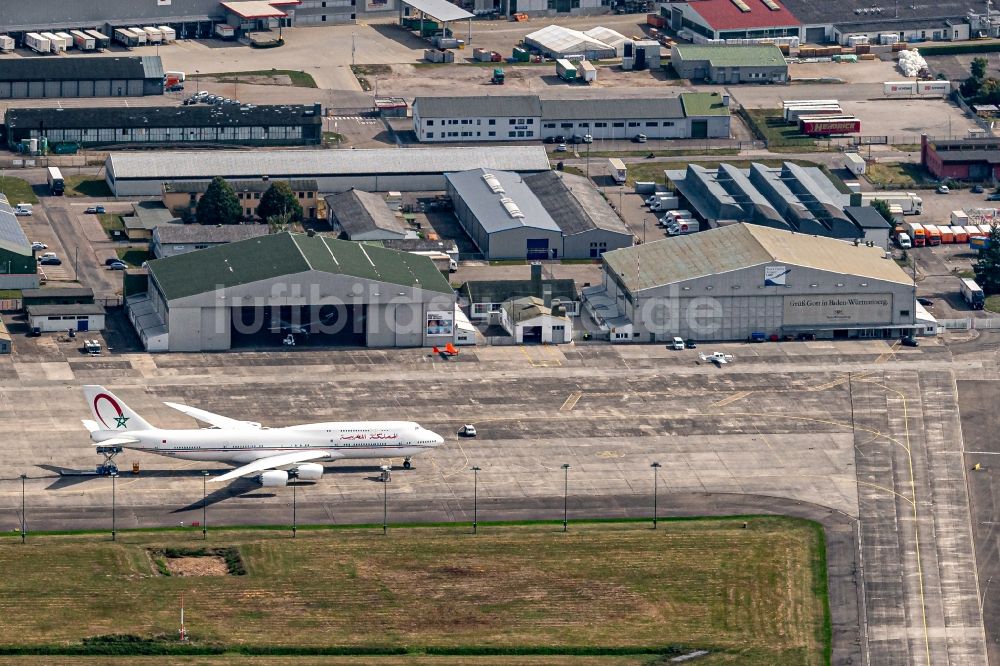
<box><xmin>93</xmin><ymin>420</ymin><xmax>439</xmax><ymax>465</ymax></box>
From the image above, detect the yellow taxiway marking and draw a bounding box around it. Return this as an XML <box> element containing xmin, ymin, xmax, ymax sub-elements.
<box><xmin>560</xmin><ymin>391</ymin><xmax>583</xmax><ymax>412</ymax></box>
<box><xmin>710</xmin><ymin>391</ymin><xmax>751</xmax><ymax>408</ymax></box>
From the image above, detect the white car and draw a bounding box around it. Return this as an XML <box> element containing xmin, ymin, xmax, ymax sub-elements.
<box><xmin>555</xmin><ymin>143</ymin><xmax>568</xmax><ymax>152</ymax></box>
<box><xmin>459</xmin><ymin>424</ymin><xmax>477</xmax><ymax>437</ymax></box>
<box><xmin>31</xmin><ymin>242</ymin><xmax>47</xmax><ymax>251</ymax></box>
<box><xmin>39</xmin><ymin>252</ymin><xmax>58</xmax><ymax>260</ymax></box>
<box><xmin>936</xmin><ymin>185</ymin><xmax>950</xmax><ymax>194</ymax></box>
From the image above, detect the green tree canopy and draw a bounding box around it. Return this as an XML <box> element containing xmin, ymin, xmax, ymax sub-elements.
<box><xmin>257</xmin><ymin>181</ymin><xmax>303</xmax><ymax>224</ymax></box>
<box><xmin>974</xmin><ymin>224</ymin><xmax>1000</xmax><ymax>295</ymax></box>
<box><xmin>870</xmin><ymin>199</ymin><xmax>894</xmax><ymax>226</ymax></box>
<box><xmin>196</xmin><ymin>176</ymin><xmax>242</xmax><ymax>225</ymax></box>
<box><xmin>972</xmin><ymin>57</ymin><xmax>989</xmax><ymax>81</ymax></box>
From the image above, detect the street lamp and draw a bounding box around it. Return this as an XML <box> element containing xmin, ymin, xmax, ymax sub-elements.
<box><xmin>471</xmin><ymin>466</ymin><xmax>481</xmax><ymax>534</ymax></box>
<box><xmin>650</xmin><ymin>462</ymin><xmax>661</xmax><ymax>529</ymax></box>
<box><xmin>111</xmin><ymin>472</ymin><xmax>118</xmax><ymax>541</ymax></box>
<box><xmin>382</xmin><ymin>470</ymin><xmax>388</xmax><ymax>536</ymax></box>
<box><xmin>202</xmin><ymin>471</ymin><xmax>209</xmax><ymax>540</ymax></box>
<box><xmin>292</xmin><ymin>478</ymin><xmax>297</xmax><ymax>539</ymax></box>
<box><xmin>561</xmin><ymin>463</ymin><xmax>570</xmax><ymax>532</ymax></box>
<box><xmin>20</xmin><ymin>474</ymin><xmax>26</xmax><ymax>544</ymax></box>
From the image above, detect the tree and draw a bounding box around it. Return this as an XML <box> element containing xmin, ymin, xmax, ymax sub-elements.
<box><xmin>972</xmin><ymin>57</ymin><xmax>989</xmax><ymax>81</ymax></box>
<box><xmin>196</xmin><ymin>176</ymin><xmax>242</xmax><ymax>225</ymax></box>
<box><xmin>871</xmin><ymin>199</ymin><xmax>894</xmax><ymax>226</ymax></box>
<box><xmin>257</xmin><ymin>181</ymin><xmax>303</xmax><ymax>224</ymax></box>
<box><xmin>974</xmin><ymin>223</ymin><xmax>1000</xmax><ymax>295</ymax></box>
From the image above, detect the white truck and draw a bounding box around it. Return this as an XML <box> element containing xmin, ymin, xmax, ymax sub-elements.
<box><xmin>960</xmin><ymin>277</ymin><xmax>985</xmax><ymax>310</ymax></box>
<box><xmin>409</xmin><ymin>251</ymin><xmax>457</xmax><ymax>273</ymax></box>
<box><xmin>844</xmin><ymin>152</ymin><xmax>866</xmax><ymax>176</ymax></box>
<box><xmin>650</xmin><ymin>196</ymin><xmax>679</xmax><ymax>213</ymax></box>
<box><xmin>666</xmin><ymin>218</ymin><xmax>700</xmax><ymax>236</ymax></box>
<box><xmin>860</xmin><ymin>192</ymin><xmax>923</xmax><ymax>215</ymax></box>
<box><xmin>608</xmin><ymin>158</ymin><xmax>627</xmax><ymax>184</ymax></box>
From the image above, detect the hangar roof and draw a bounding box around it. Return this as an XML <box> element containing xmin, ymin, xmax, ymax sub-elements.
<box><xmin>0</xmin><ymin>56</ymin><xmax>162</xmax><ymax>82</ymax></box>
<box><xmin>0</xmin><ymin>195</ymin><xmax>31</xmax><ymax>256</ymax></box>
<box><xmin>603</xmin><ymin>222</ymin><xmax>911</xmax><ymax>293</ymax></box>
<box><xmin>684</xmin><ymin>0</ymin><xmax>800</xmax><ymax>30</ymax></box>
<box><xmin>446</xmin><ymin>168</ymin><xmax>560</xmax><ymax>234</ymax></box>
<box><xmin>108</xmin><ymin>146</ymin><xmax>551</xmax><ymax>180</ymax></box>
<box><xmin>149</xmin><ymin>231</ymin><xmax>452</xmax><ymax>301</ymax></box>
<box><xmin>6</xmin><ymin>104</ymin><xmax>322</xmax><ymax>130</ymax></box>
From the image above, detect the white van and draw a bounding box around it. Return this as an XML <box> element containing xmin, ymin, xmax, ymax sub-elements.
<box><xmin>896</xmin><ymin>232</ymin><xmax>912</xmax><ymax>249</ymax></box>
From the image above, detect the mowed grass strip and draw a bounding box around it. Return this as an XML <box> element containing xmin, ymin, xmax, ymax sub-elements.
<box><xmin>0</xmin><ymin>520</ymin><xmax>827</xmax><ymax>663</ymax></box>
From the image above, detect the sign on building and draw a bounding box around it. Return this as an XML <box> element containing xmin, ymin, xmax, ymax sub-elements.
<box><xmin>426</xmin><ymin>310</ymin><xmax>454</xmax><ymax>337</ymax></box>
<box><xmin>782</xmin><ymin>294</ymin><xmax>893</xmax><ymax>326</ymax></box>
<box><xmin>764</xmin><ymin>265</ymin><xmax>790</xmax><ymax>286</ymax></box>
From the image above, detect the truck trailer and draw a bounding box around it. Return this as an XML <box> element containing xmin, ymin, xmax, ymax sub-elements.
<box><xmin>903</xmin><ymin>221</ymin><xmax>926</xmax><ymax>246</ymax></box>
<box><xmin>960</xmin><ymin>277</ymin><xmax>985</xmax><ymax>309</ymax></box>
<box><xmin>608</xmin><ymin>158</ymin><xmax>627</xmax><ymax>184</ymax></box>
<box><xmin>844</xmin><ymin>152</ymin><xmax>866</xmax><ymax>175</ymax></box>
<box><xmin>860</xmin><ymin>192</ymin><xmax>922</xmax><ymax>215</ymax></box>
<box><xmin>24</xmin><ymin>32</ymin><xmax>51</xmax><ymax>54</ymax></box>
<box><xmin>86</xmin><ymin>30</ymin><xmax>110</xmax><ymax>50</ymax></box>
<box><xmin>798</xmin><ymin>115</ymin><xmax>861</xmax><ymax>136</ymax></box>
<box><xmin>69</xmin><ymin>30</ymin><xmax>95</xmax><ymax>50</ymax></box>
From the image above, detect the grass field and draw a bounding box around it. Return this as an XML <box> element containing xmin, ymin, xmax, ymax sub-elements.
<box><xmin>0</xmin><ymin>656</ymin><xmax>783</xmax><ymax>665</ymax></box>
<box><xmin>0</xmin><ymin>176</ymin><xmax>39</xmax><ymax>204</ymax></box>
<box><xmin>986</xmin><ymin>294</ymin><xmax>1000</xmax><ymax>312</ymax></box>
<box><xmin>866</xmin><ymin>162</ymin><xmax>934</xmax><ymax>188</ymax></box>
<box><xmin>64</xmin><ymin>176</ymin><xmax>112</xmax><ymax>198</ymax></box>
<box><xmin>743</xmin><ymin>110</ymin><xmax>820</xmax><ymax>150</ymax></box>
<box><xmin>115</xmin><ymin>247</ymin><xmax>151</xmax><ymax>267</ymax></box>
<box><xmin>0</xmin><ymin>519</ymin><xmax>828</xmax><ymax>663</ymax></box>
<box><xmin>98</xmin><ymin>213</ymin><xmax>125</xmax><ymax>238</ymax></box>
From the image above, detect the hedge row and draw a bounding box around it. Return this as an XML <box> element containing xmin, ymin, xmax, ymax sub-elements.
<box><xmin>918</xmin><ymin>42</ymin><xmax>1000</xmax><ymax>55</ymax></box>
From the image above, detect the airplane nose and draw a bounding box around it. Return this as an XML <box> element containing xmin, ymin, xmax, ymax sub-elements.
<box><xmin>434</xmin><ymin>432</ymin><xmax>445</xmax><ymax>446</ymax></box>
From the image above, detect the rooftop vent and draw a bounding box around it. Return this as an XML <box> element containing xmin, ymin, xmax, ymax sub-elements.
<box><xmin>482</xmin><ymin>173</ymin><xmax>505</xmax><ymax>194</ymax></box>
<box><xmin>761</xmin><ymin>0</ymin><xmax>781</xmax><ymax>10</ymax></box>
<box><xmin>730</xmin><ymin>0</ymin><xmax>751</xmax><ymax>12</ymax></box>
<box><xmin>499</xmin><ymin>196</ymin><xmax>524</xmax><ymax>218</ymax></box>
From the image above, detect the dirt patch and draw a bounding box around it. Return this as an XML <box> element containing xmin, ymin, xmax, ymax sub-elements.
<box><xmin>166</xmin><ymin>556</ymin><xmax>229</xmax><ymax>577</ymax></box>
<box><xmin>210</xmin><ymin>74</ymin><xmax>292</xmax><ymax>86</ymax></box>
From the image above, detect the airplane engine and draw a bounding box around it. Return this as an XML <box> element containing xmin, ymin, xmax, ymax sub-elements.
<box><xmin>294</xmin><ymin>463</ymin><xmax>324</xmax><ymax>481</ymax></box>
<box><xmin>258</xmin><ymin>470</ymin><xmax>289</xmax><ymax>487</ymax></box>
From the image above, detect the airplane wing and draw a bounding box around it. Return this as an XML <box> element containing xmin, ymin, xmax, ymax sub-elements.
<box><xmin>209</xmin><ymin>450</ymin><xmax>336</xmax><ymax>483</ymax></box>
<box><xmin>163</xmin><ymin>402</ymin><xmax>262</xmax><ymax>430</ymax></box>
<box><xmin>715</xmin><ymin>357</ymin><xmax>728</xmax><ymax>364</ymax></box>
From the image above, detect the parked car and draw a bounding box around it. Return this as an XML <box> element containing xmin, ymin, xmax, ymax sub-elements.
<box><xmin>458</xmin><ymin>424</ymin><xmax>477</xmax><ymax>437</ymax></box>
<box><xmin>569</xmin><ymin>134</ymin><xmax>582</xmax><ymax>144</ymax></box>
<box><xmin>39</xmin><ymin>257</ymin><xmax>62</xmax><ymax>266</ymax></box>
<box><xmin>28</xmin><ymin>327</ymin><xmax>41</xmax><ymax>337</ymax></box>
<box><xmin>553</xmin><ymin>134</ymin><xmax>566</xmax><ymax>143</ymax></box>
<box><xmin>555</xmin><ymin>143</ymin><xmax>568</xmax><ymax>152</ymax></box>
<box><xmin>917</xmin><ymin>297</ymin><xmax>934</xmax><ymax>307</ymax></box>
<box><xmin>936</xmin><ymin>184</ymin><xmax>950</xmax><ymax>194</ymax></box>
<box><xmin>670</xmin><ymin>336</ymin><xmax>684</xmax><ymax>350</ymax></box>
<box><xmin>685</xmin><ymin>339</ymin><xmax>697</xmax><ymax>349</ymax></box>
<box><xmin>633</xmin><ymin>133</ymin><xmax>647</xmax><ymax>143</ymax></box>
<box><xmin>85</xmin><ymin>205</ymin><xmax>106</xmax><ymax>214</ymax></box>
<box><xmin>14</xmin><ymin>203</ymin><xmax>32</xmax><ymax>216</ymax></box>
<box><xmin>544</xmin><ymin>136</ymin><xmax>556</xmax><ymax>144</ymax></box>
<box><xmin>30</xmin><ymin>241</ymin><xmax>47</xmax><ymax>251</ymax></box>
<box><xmin>39</xmin><ymin>252</ymin><xmax>57</xmax><ymax>260</ymax></box>
<box><xmin>972</xmin><ymin>185</ymin><xmax>985</xmax><ymax>194</ymax></box>
<box><xmin>900</xmin><ymin>335</ymin><xmax>919</xmax><ymax>347</ymax></box>
<box><xmin>987</xmin><ymin>192</ymin><xmax>1000</xmax><ymax>201</ymax></box>
<box><xmin>105</xmin><ymin>257</ymin><xmax>122</xmax><ymax>266</ymax></box>
<box><xmin>582</xmin><ymin>134</ymin><xmax>593</xmax><ymax>143</ymax></box>
<box><xmin>107</xmin><ymin>261</ymin><xmax>128</xmax><ymax>271</ymax></box>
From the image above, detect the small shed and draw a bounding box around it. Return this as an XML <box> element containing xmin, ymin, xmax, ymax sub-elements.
<box><xmin>500</xmin><ymin>296</ymin><xmax>573</xmax><ymax>344</ymax></box>
<box><xmin>26</xmin><ymin>303</ymin><xmax>106</xmax><ymax>333</ymax></box>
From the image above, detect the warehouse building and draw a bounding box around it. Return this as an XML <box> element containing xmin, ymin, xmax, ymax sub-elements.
<box><xmin>584</xmin><ymin>223</ymin><xmax>916</xmax><ymax>343</ymax></box>
<box><xmin>447</xmin><ymin>168</ymin><xmax>632</xmax><ymax>259</ymax></box>
<box><xmin>151</xmin><ymin>224</ymin><xmax>269</xmax><ymax>259</ymax></box>
<box><xmin>326</xmin><ymin>189</ymin><xmax>410</xmax><ymax>241</ymax></box>
<box><xmin>780</xmin><ymin>0</ymin><xmax>972</xmax><ymax>44</ymax></box>
<box><xmin>523</xmin><ymin>25</ymin><xmax>618</xmax><ymax>59</ymax></box>
<box><xmin>0</xmin><ymin>195</ymin><xmax>39</xmax><ymax>290</ymax></box>
<box><xmin>666</xmin><ymin>0</ymin><xmax>801</xmax><ymax>41</ymax></box>
<box><xmin>105</xmin><ymin>146</ymin><xmax>551</xmax><ymax>196</ymax></box>
<box><xmin>127</xmin><ymin>231</ymin><xmax>457</xmax><ymax>352</ymax></box>
<box><xmin>465</xmin><ymin>264</ymin><xmax>579</xmax><ymax>319</ymax></box>
<box><xmin>413</xmin><ymin>93</ymin><xmax>731</xmax><ymax>142</ymax></box>
<box><xmin>27</xmin><ymin>304</ymin><xmax>106</xmax><ymax>333</ymax></box>
<box><xmin>4</xmin><ymin>104</ymin><xmax>323</xmax><ymax>150</ymax></box>
<box><xmin>921</xmin><ymin>134</ymin><xmax>1000</xmax><ymax>182</ymax></box>
<box><xmin>21</xmin><ymin>287</ymin><xmax>94</xmax><ymax>307</ymax></box>
<box><xmin>162</xmin><ymin>179</ymin><xmax>321</xmax><ymax>220</ymax></box>
<box><xmin>670</xmin><ymin>44</ymin><xmax>787</xmax><ymax>84</ymax></box>
<box><xmin>666</xmin><ymin>161</ymin><xmax>871</xmax><ymax>241</ymax></box>
<box><xmin>0</xmin><ymin>57</ymin><xmax>163</xmax><ymax>100</ymax></box>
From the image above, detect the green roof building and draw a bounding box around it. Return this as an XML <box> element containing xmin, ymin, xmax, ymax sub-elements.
<box><xmin>129</xmin><ymin>231</ymin><xmax>457</xmax><ymax>351</ymax></box>
<box><xmin>670</xmin><ymin>44</ymin><xmax>788</xmax><ymax>84</ymax></box>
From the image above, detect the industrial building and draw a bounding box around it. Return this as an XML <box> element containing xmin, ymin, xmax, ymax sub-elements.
<box><xmin>500</xmin><ymin>296</ymin><xmax>573</xmax><ymax>343</ymax></box>
<box><xmin>127</xmin><ymin>231</ymin><xmax>457</xmax><ymax>352</ymax></box>
<box><xmin>666</xmin><ymin>0</ymin><xmax>800</xmax><ymax>41</ymax></box>
<box><xmin>779</xmin><ymin>0</ymin><xmax>973</xmax><ymax>45</ymax></box>
<box><xmin>666</xmin><ymin>161</ymin><xmax>878</xmax><ymax>241</ymax></box>
<box><xmin>123</xmin><ymin>203</ymin><xmax>180</xmax><ymax>241</ymax></box>
<box><xmin>844</xmin><ymin>206</ymin><xmax>891</xmax><ymax>249</ymax></box>
<box><xmin>326</xmin><ymin>189</ymin><xmax>410</xmax><ymax>241</ymax></box>
<box><xmin>0</xmin><ymin>57</ymin><xmax>163</xmax><ymax>100</ymax></box>
<box><xmin>921</xmin><ymin>134</ymin><xmax>1000</xmax><ymax>182</ymax></box>
<box><xmin>523</xmin><ymin>25</ymin><xmax>619</xmax><ymax>59</ymax></box>
<box><xmin>21</xmin><ymin>287</ymin><xmax>94</xmax><ymax>307</ymax></box>
<box><xmin>670</xmin><ymin>44</ymin><xmax>788</xmax><ymax>84</ymax></box>
<box><xmin>26</xmin><ymin>304</ymin><xmax>106</xmax><ymax>333</ymax></box>
<box><xmin>0</xmin><ymin>317</ymin><xmax>10</xmax><ymax>354</ymax></box>
<box><xmin>465</xmin><ymin>265</ymin><xmax>578</xmax><ymax>319</ymax></box>
<box><xmin>4</xmin><ymin>104</ymin><xmax>323</xmax><ymax>150</ymax></box>
<box><xmin>151</xmin><ymin>224</ymin><xmax>269</xmax><ymax>259</ymax></box>
<box><xmin>446</xmin><ymin>168</ymin><xmax>632</xmax><ymax>260</ymax></box>
<box><xmin>105</xmin><ymin>146</ymin><xmax>552</xmax><ymax>196</ymax></box>
<box><xmin>584</xmin><ymin>223</ymin><xmax>916</xmax><ymax>343</ymax></box>
<box><xmin>0</xmin><ymin>195</ymin><xmax>38</xmax><ymax>290</ymax></box>
<box><xmin>413</xmin><ymin>93</ymin><xmax>731</xmax><ymax>142</ymax></box>
<box><xmin>162</xmin><ymin>179</ymin><xmax>321</xmax><ymax>220</ymax></box>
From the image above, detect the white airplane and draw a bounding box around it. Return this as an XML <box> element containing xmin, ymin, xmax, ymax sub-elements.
<box><xmin>699</xmin><ymin>352</ymin><xmax>735</xmax><ymax>366</ymax></box>
<box><xmin>80</xmin><ymin>385</ymin><xmax>444</xmax><ymax>486</ymax></box>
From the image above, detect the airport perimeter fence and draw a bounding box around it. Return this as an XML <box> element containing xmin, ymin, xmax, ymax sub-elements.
<box><xmin>937</xmin><ymin>318</ymin><xmax>1000</xmax><ymax>330</ymax></box>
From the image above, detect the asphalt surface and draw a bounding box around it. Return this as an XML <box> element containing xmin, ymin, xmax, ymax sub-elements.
<box><xmin>0</xmin><ymin>338</ymin><xmax>997</xmax><ymax>663</ymax></box>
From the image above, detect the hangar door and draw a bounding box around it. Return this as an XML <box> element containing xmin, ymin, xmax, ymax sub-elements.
<box><xmin>526</xmin><ymin>238</ymin><xmax>551</xmax><ymax>260</ymax></box>
<box><xmin>231</xmin><ymin>304</ymin><xmax>366</xmax><ymax>348</ymax></box>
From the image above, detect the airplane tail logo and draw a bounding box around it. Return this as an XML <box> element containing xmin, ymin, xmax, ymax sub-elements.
<box><xmin>82</xmin><ymin>385</ymin><xmax>153</xmax><ymax>431</ymax></box>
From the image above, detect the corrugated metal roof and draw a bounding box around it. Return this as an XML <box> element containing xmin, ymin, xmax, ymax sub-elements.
<box><xmin>541</xmin><ymin>97</ymin><xmax>684</xmax><ymax>121</ymax></box>
<box><xmin>414</xmin><ymin>95</ymin><xmax>542</xmax><ymax>118</ymax></box>
<box><xmin>686</xmin><ymin>0</ymin><xmax>800</xmax><ymax>30</ymax></box>
<box><xmin>326</xmin><ymin>190</ymin><xmax>407</xmax><ymax>238</ymax></box>
<box><xmin>154</xmin><ymin>224</ymin><xmax>269</xmax><ymax>244</ymax></box>
<box><xmin>603</xmin><ymin>223</ymin><xmax>910</xmax><ymax>293</ymax></box>
<box><xmin>0</xmin><ymin>195</ymin><xmax>30</xmax><ymax>256</ymax></box>
<box><xmin>447</xmin><ymin>168</ymin><xmax>560</xmax><ymax>234</ymax></box>
<box><xmin>108</xmin><ymin>146</ymin><xmax>551</xmax><ymax>180</ymax></box>
<box><xmin>7</xmin><ymin>104</ymin><xmax>322</xmax><ymax>130</ymax></box>
<box><xmin>523</xmin><ymin>171</ymin><xmax>630</xmax><ymax>237</ymax></box>
<box><xmin>0</xmin><ymin>56</ymin><xmax>161</xmax><ymax>82</ymax></box>
<box><xmin>400</xmin><ymin>0</ymin><xmax>473</xmax><ymax>21</ymax></box>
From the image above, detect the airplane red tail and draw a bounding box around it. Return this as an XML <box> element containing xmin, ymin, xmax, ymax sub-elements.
<box><xmin>432</xmin><ymin>346</ymin><xmax>441</xmax><ymax>355</ymax></box>
<box><xmin>444</xmin><ymin>343</ymin><xmax>459</xmax><ymax>355</ymax></box>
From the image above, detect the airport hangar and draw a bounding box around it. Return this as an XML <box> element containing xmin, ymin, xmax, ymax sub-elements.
<box><xmin>104</xmin><ymin>146</ymin><xmax>552</xmax><ymax>196</ymax></box>
<box><xmin>128</xmin><ymin>231</ymin><xmax>458</xmax><ymax>352</ymax></box>
<box><xmin>583</xmin><ymin>223</ymin><xmax>919</xmax><ymax>343</ymax></box>
<box><xmin>0</xmin><ymin>57</ymin><xmax>164</xmax><ymax>100</ymax></box>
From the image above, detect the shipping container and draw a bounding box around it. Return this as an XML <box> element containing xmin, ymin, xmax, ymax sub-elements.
<box><xmin>950</xmin><ymin>209</ymin><xmax>969</xmax><ymax>226</ymax></box>
<box><xmin>578</xmin><ymin>60</ymin><xmax>597</xmax><ymax>83</ymax></box>
<box><xmin>86</xmin><ymin>30</ymin><xmax>111</xmax><ymax>50</ymax></box>
<box><xmin>784</xmin><ymin>104</ymin><xmax>842</xmax><ymax>123</ymax></box>
<box><xmin>143</xmin><ymin>27</ymin><xmax>163</xmax><ymax>43</ymax></box>
<box><xmin>647</xmin><ymin>13</ymin><xmax>666</xmax><ymax>28</ymax></box>
<box><xmin>860</xmin><ymin>191</ymin><xmax>922</xmax><ymax>214</ymax></box>
<box><xmin>158</xmin><ymin>26</ymin><xmax>176</xmax><ymax>43</ymax></box>
<box><xmin>214</xmin><ymin>24</ymin><xmax>235</xmax><ymax>39</ymax></box>
<box><xmin>970</xmin><ymin>236</ymin><xmax>991</xmax><ymax>249</ymax></box>
<box><xmin>951</xmin><ymin>226</ymin><xmax>968</xmax><ymax>243</ymax></box>
<box><xmin>798</xmin><ymin>115</ymin><xmax>861</xmax><ymax>136</ymax></box>
<box><xmin>40</xmin><ymin>32</ymin><xmax>66</xmax><ymax>53</ymax></box>
<box><xmin>923</xmin><ymin>224</ymin><xmax>942</xmax><ymax>245</ymax></box>
<box><xmin>781</xmin><ymin>99</ymin><xmax>838</xmax><ymax>108</ymax></box>
<box><xmin>0</xmin><ymin>35</ymin><xmax>13</xmax><ymax>52</ymax></box>
<box><xmin>69</xmin><ymin>29</ymin><xmax>95</xmax><ymax>50</ymax></box>
<box><xmin>25</xmin><ymin>32</ymin><xmax>51</xmax><ymax>54</ymax></box>
<box><xmin>916</xmin><ymin>80</ymin><xmax>950</xmax><ymax>96</ymax></box>
<box><xmin>844</xmin><ymin>152</ymin><xmax>866</xmax><ymax>175</ymax></box>
<box><xmin>556</xmin><ymin>59</ymin><xmax>578</xmax><ymax>81</ymax></box>
<box><xmin>980</xmin><ymin>223</ymin><xmax>995</xmax><ymax>236</ymax></box>
<box><xmin>884</xmin><ymin>81</ymin><xmax>916</xmax><ymax>96</ymax></box>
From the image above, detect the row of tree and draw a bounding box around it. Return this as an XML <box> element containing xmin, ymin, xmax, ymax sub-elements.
<box><xmin>196</xmin><ymin>176</ymin><xmax>303</xmax><ymax>229</ymax></box>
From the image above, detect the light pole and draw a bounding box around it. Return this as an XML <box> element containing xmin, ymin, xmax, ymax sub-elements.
<box><xmin>202</xmin><ymin>471</ymin><xmax>209</xmax><ymax>540</ymax></box>
<box><xmin>20</xmin><ymin>474</ymin><xmax>26</xmax><ymax>544</ymax></box>
<box><xmin>471</xmin><ymin>466</ymin><xmax>481</xmax><ymax>534</ymax></box>
<box><xmin>292</xmin><ymin>478</ymin><xmax>297</xmax><ymax>538</ymax></box>
<box><xmin>561</xmin><ymin>463</ymin><xmax>570</xmax><ymax>532</ymax></box>
<box><xmin>111</xmin><ymin>472</ymin><xmax>118</xmax><ymax>541</ymax></box>
<box><xmin>382</xmin><ymin>471</ymin><xmax>388</xmax><ymax>536</ymax></box>
<box><xmin>650</xmin><ymin>462</ymin><xmax>661</xmax><ymax>529</ymax></box>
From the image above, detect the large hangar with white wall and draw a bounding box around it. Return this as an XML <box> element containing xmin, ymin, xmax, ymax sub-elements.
<box><xmin>127</xmin><ymin>232</ymin><xmax>458</xmax><ymax>352</ymax></box>
<box><xmin>585</xmin><ymin>223</ymin><xmax>918</xmax><ymax>342</ymax></box>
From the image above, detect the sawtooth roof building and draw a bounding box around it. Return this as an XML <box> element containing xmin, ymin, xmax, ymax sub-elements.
<box><xmin>585</xmin><ymin>222</ymin><xmax>919</xmax><ymax>343</ymax></box>
<box><xmin>128</xmin><ymin>231</ymin><xmax>457</xmax><ymax>351</ymax></box>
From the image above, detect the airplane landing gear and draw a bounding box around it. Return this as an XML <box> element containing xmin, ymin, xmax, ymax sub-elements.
<box><xmin>403</xmin><ymin>458</ymin><xmax>412</xmax><ymax>470</ymax></box>
<box><xmin>95</xmin><ymin>445</ymin><xmax>123</xmax><ymax>476</ymax></box>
